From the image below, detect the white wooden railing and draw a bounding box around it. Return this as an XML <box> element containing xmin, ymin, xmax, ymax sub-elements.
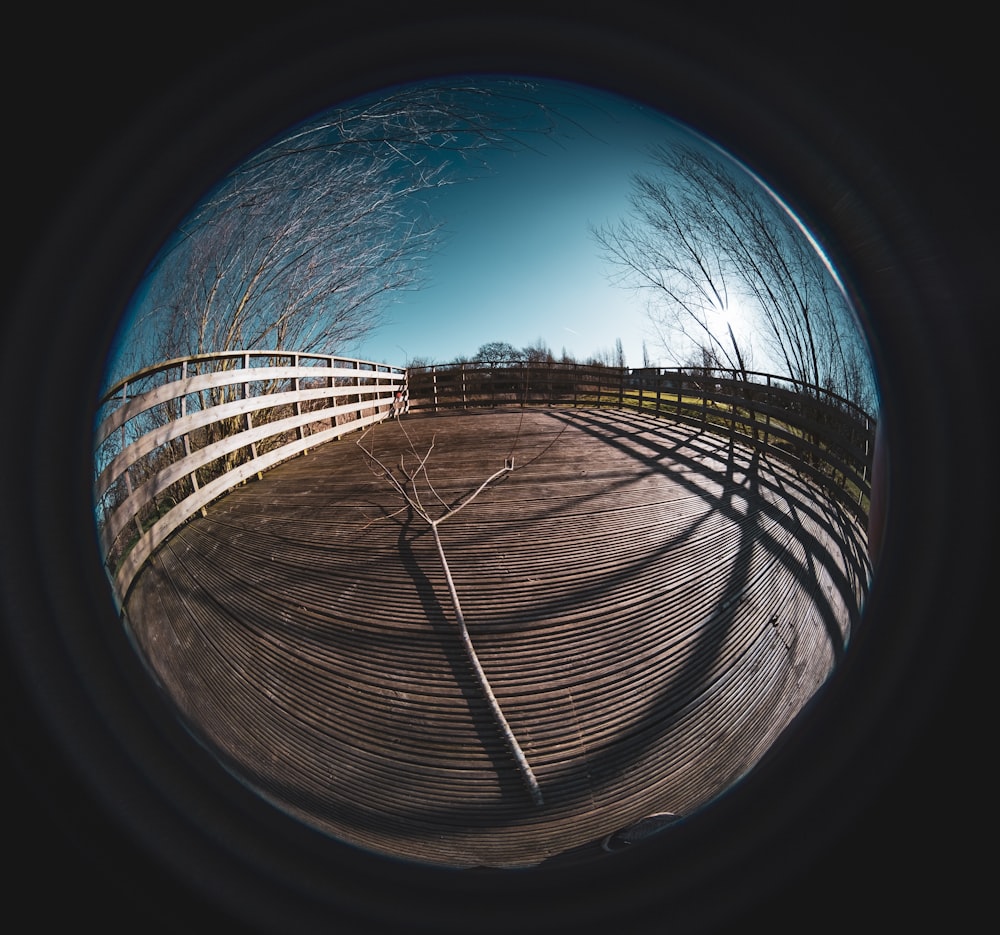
<box><xmin>94</xmin><ymin>351</ymin><xmax>407</xmax><ymax>609</ymax></box>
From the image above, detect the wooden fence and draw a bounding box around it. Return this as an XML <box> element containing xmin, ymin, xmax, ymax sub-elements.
<box><xmin>95</xmin><ymin>353</ymin><xmax>874</xmax><ymax>611</ymax></box>
<box><xmin>407</xmin><ymin>361</ymin><xmax>876</xmax><ymax>527</ymax></box>
<box><xmin>94</xmin><ymin>351</ymin><xmax>406</xmax><ymax>608</ymax></box>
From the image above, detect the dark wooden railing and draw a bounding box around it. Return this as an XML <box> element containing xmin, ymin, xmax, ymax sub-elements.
<box><xmin>94</xmin><ymin>351</ymin><xmax>406</xmax><ymax>608</ymax></box>
<box><xmin>407</xmin><ymin>361</ymin><xmax>876</xmax><ymax>527</ymax></box>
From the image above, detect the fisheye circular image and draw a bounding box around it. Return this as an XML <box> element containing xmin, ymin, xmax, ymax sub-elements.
<box><xmin>93</xmin><ymin>75</ymin><xmax>881</xmax><ymax>869</ymax></box>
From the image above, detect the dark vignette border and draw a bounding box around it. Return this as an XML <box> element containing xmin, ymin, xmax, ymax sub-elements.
<box><xmin>3</xmin><ymin>3</ymin><xmax>991</xmax><ymax>933</ymax></box>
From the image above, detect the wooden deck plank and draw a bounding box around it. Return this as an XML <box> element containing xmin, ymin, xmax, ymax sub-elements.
<box><xmin>123</xmin><ymin>407</ymin><xmax>870</xmax><ymax>868</ymax></box>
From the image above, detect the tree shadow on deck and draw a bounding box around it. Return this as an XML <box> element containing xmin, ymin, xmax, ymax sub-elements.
<box><xmin>122</xmin><ymin>407</ymin><xmax>872</xmax><ymax>866</ymax></box>
<box><xmin>557</xmin><ymin>408</ymin><xmax>870</xmax><ymax>653</ymax></box>
<box><xmin>488</xmin><ymin>408</ymin><xmax>868</xmax><ymax>804</ymax></box>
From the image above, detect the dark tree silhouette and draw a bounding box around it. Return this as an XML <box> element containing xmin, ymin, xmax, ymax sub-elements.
<box><xmin>474</xmin><ymin>341</ymin><xmax>522</xmax><ymax>366</ymax></box>
<box><xmin>593</xmin><ymin>143</ymin><xmax>875</xmax><ymax>412</ymax></box>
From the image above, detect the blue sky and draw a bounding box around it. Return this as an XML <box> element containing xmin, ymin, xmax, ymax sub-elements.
<box><xmin>345</xmin><ymin>81</ymin><xmax>698</xmax><ymax>369</ymax></box>
<box><xmin>107</xmin><ymin>77</ymin><xmax>859</xmax><ymax>387</ymax></box>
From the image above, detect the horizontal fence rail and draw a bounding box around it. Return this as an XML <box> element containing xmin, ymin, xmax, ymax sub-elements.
<box><xmin>94</xmin><ymin>350</ymin><xmax>407</xmax><ymax>608</ymax></box>
<box><xmin>407</xmin><ymin>360</ymin><xmax>876</xmax><ymax>527</ymax></box>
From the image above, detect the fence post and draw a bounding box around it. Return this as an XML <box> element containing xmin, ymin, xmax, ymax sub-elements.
<box><xmin>243</xmin><ymin>353</ymin><xmax>262</xmax><ymax>479</ymax></box>
<box><xmin>701</xmin><ymin>369</ymin><xmax>708</xmax><ymax>427</ymax></box>
<box><xmin>177</xmin><ymin>362</ymin><xmax>204</xmax><ymax>509</ymax></box>
<box><xmin>116</xmin><ymin>379</ymin><xmax>145</xmax><ymax>540</ymax></box>
<box><xmin>728</xmin><ymin>371</ymin><xmax>737</xmax><ymax>438</ymax></box>
<box><xmin>328</xmin><ymin>356</ymin><xmax>337</xmax><ymax>433</ymax></box>
<box><xmin>293</xmin><ymin>353</ymin><xmax>305</xmax><ymax>442</ymax></box>
<box><xmin>763</xmin><ymin>374</ymin><xmax>771</xmax><ymax>452</ymax></box>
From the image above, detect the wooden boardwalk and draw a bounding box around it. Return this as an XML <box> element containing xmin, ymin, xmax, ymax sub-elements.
<box><xmin>123</xmin><ymin>407</ymin><xmax>871</xmax><ymax>868</ymax></box>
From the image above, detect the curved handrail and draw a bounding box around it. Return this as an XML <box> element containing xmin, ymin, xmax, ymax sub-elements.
<box><xmin>94</xmin><ymin>350</ymin><xmax>406</xmax><ymax>609</ymax></box>
<box><xmin>95</xmin><ymin>352</ymin><xmax>874</xmax><ymax>612</ymax></box>
<box><xmin>406</xmin><ymin>360</ymin><xmax>876</xmax><ymax>527</ymax></box>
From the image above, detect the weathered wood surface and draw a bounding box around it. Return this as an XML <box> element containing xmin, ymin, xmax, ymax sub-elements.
<box><xmin>95</xmin><ymin>352</ymin><xmax>406</xmax><ymax>605</ymax></box>
<box><xmin>124</xmin><ymin>407</ymin><xmax>871</xmax><ymax>868</ymax></box>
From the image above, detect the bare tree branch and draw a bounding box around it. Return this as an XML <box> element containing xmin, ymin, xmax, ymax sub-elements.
<box><xmin>110</xmin><ymin>78</ymin><xmax>569</xmax><ymax>389</ymax></box>
<box><xmin>592</xmin><ymin>142</ymin><xmax>876</xmax><ymax>412</ymax></box>
<box><xmin>356</xmin><ymin>423</ymin><xmax>543</xmax><ymax>807</ymax></box>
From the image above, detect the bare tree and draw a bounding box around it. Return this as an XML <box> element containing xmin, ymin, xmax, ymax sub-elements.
<box><xmin>592</xmin><ymin>143</ymin><xmax>875</xmax><ymax>411</ymax></box>
<box><xmin>148</xmin><ymin>155</ymin><xmax>440</xmax><ymax>362</ymax></box>
<box><xmin>405</xmin><ymin>356</ymin><xmax>438</xmax><ymax>369</ymax></box>
<box><xmin>585</xmin><ymin>341</ymin><xmax>627</xmax><ymax>369</ymax></box>
<box><xmin>614</xmin><ymin>337</ymin><xmax>627</xmax><ymax>370</ymax></box>
<box><xmin>521</xmin><ymin>338</ymin><xmax>555</xmax><ymax>363</ymax></box>
<box><xmin>474</xmin><ymin>341</ymin><xmax>522</xmax><ymax>366</ymax></box>
<box><xmin>356</xmin><ymin>421</ymin><xmax>544</xmax><ymax>807</ymax></box>
<box><xmin>593</xmin><ymin>156</ymin><xmax>752</xmax><ymax>382</ymax></box>
<box><xmin>109</xmin><ymin>79</ymin><xmax>567</xmax><ymax>388</ymax></box>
